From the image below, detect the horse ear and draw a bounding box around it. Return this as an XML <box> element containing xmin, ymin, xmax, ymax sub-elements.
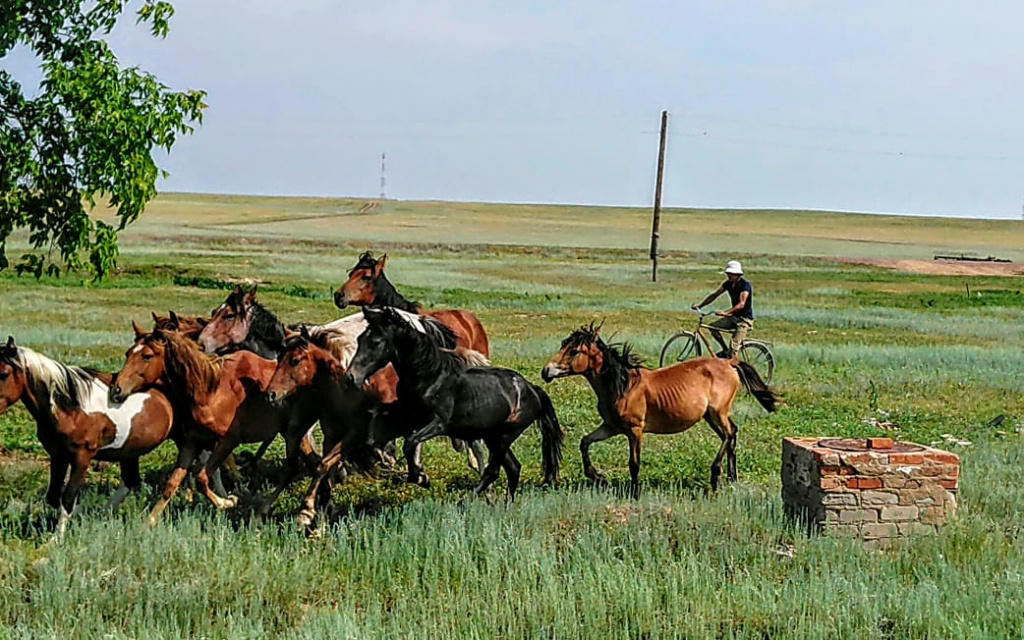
<box><xmin>5</xmin><ymin>335</ymin><xmax>15</xmax><ymax>351</ymax></box>
<box><xmin>132</xmin><ymin>320</ymin><xmax>146</xmax><ymax>338</ymax></box>
<box><xmin>232</xmin><ymin>284</ymin><xmax>244</xmax><ymax>295</ymax></box>
<box><xmin>169</xmin><ymin>310</ymin><xmax>180</xmax><ymax>324</ymax></box>
<box><xmin>373</xmin><ymin>254</ymin><xmax>387</xmax><ymax>277</ymax></box>
<box><xmin>300</xmin><ymin>324</ymin><xmax>312</xmax><ymax>340</ymax></box>
<box><xmin>244</xmin><ymin>285</ymin><xmax>258</xmax><ymax>304</ymax></box>
<box><xmin>151</xmin><ymin>311</ymin><xmax>161</xmax><ymax>323</ymax></box>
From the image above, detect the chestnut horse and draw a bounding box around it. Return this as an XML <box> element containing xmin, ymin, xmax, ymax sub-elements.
<box><xmin>334</xmin><ymin>252</ymin><xmax>490</xmax><ymax>356</ymax></box>
<box><xmin>0</xmin><ymin>336</ymin><xmax>174</xmax><ymax>536</ymax></box>
<box><xmin>266</xmin><ymin>322</ymin><xmax>491</xmax><ymax>525</ymax></box>
<box><xmin>111</xmin><ymin>325</ymin><xmax>304</xmax><ymax>523</ymax></box>
<box><xmin>199</xmin><ymin>285</ymin><xmax>485</xmax><ymax>473</ymax></box>
<box><xmin>542</xmin><ymin>323</ymin><xmax>779</xmax><ymax>496</ymax></box>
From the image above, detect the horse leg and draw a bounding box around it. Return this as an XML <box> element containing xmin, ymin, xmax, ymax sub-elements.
<box><xmin>298</xmin><ymin>427</ymin><xmax>321</xmax><ymax>472</ymax></box>
<box><xmin>704</xmin><ymin>410</ymin><xmax>730</xmax><ymax>491</ymax></box>
<box><xmin>580</xmin><ymin>422</ymin><xmax>619</xmax><ymax>484</ymax></box>
<box><xmin>403</xmin><ymin>417</ymin><xmax>448</xmax><ymax>488</ymax></box>
<box><xmin>148</xmin><ymin>443</ymin><xmax>199</xmax><ymax>525</ymax></box>
<box><xmin>472</xmin><ymin>441</ymin><xmax>507</xmax><ymax>499</ymax></box>
<box><xmin>500</xmin><ymin>449</ymin><xmax>522</xmax><ymax>501</ymax></box>
<box><xmin>257</xmin><ymin>430</ymin><xmax>306</xmax><ymax>518</ymax></box>
<box><xmin>626</xmin><ymin>426</ymin><xmax>645</xmax><ymax>500</ymax></box>
<box><xmin>726</xmin><ymin>418</ymin><xmax>739</xmax><ymax>483</ymax></box>
<box><xmin>299</xmin><ymin>439</ymin><xmax>345</xmax><ymax>528</ymax></box>
<box><xmin>107</xmin><ymin>457</ymin><xmax>141</xmax><ymax>511</ymax></box>
<box><xmin>467</xmin><ymin>439</ymin><xmax>487</xmax><ymax>475</ymax></box>
<box><xmin>56</xmin><ymin>449</ymin><xmax>93</xmax><ymax>539</ymax></box>
<box><xmin>45</xmin><ymin>455</ymin><xmax>70</xmax><ymax>510</ymax></box>
<box><xmin>195</xmin><ymin>434</ymin><xmax>243</xmax><ymax>510</ymax></box>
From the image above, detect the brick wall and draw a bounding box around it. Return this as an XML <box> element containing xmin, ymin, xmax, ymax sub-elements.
<box><xmin>782</xmin><ymin>437</ymin><xmax>959</xmax><ymax>546</ymax></box>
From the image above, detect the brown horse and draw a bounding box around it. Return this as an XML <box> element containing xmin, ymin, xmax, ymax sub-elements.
<box><xmin>542</xmin><ymin>323</ymin><xmax>779</xmax><ymax>496</ymax></box>
<box><xmin>199</xmin><ymin>286</ymin><xmax>486</xmax><ymax>473</ymax></box>
<box><xmin>0</xmin><ymin>336</ymin><xmax>175</xmax><ymax>536</ymax></box>
<box><xmin>266</xmin><ymin>324</ymin><xmax>492</xmax><ymax>525</ymax></box>
<box><xmin>110</xmin><ymin>324</ymin><xmax>302</xmax><ymax>523</ymax></box>
<box><xmin>151</xmin><ymin>311</ymin><xmax>208</xmax><ymax>340</ymax></box>
<box><xmin>334</xmin><ymin>252</ymin><xmax>491</xmax><ymax>356</ymax></box>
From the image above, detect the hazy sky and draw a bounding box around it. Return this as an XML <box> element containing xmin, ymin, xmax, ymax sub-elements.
<box><xmin>10</xmin><ymin>1</ymin><xmax>1024</xmax><ymax>218</ymax></box>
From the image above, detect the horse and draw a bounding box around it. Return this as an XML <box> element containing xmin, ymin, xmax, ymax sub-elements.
<box><xmin>110</xmin><ymin>324</ymin><xmax>307</xmax><ymax>523</ymax></box>
<box><xmin>151</xmin><ymin>310</ymin><xmax>207</xmax><ymax>340</ymax></box>
<box><xmin>345</xmin><ymin>307</ymin><xmax>563</xmax><ymax>501</ymax></box>
<box><xmin>0</xmin><ymin>336</ymin><xmax>175</xmax><ymax>536</ymax></box>
<box><xmin>542</xmin><ymin>323</ymin><xmax>779</xmax><ymax>496</ymax></box>
<box><xmin>198</xmin><ymin>285</ymin><xmax>486</xmax><ymax>473</ymax></box>
<box><xmin>334</xmin><ymin>251</ymin><xmax>491</xmax><ymax>356</ymax></box>
<box><xmin>266</xmin><ymin>322</ymin><xmax>491</xmax><ymax>524</ymax></box>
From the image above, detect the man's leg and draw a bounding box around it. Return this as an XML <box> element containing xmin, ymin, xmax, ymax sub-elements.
<box><xmin>708</xmin><ymin>316</ymin><xmax>740</xmax><ymax>356</ymax></box>
<box><xmin>731</xmin><ymin>318</ymin><xmax>753</xmax><ymax>354</ymax></box>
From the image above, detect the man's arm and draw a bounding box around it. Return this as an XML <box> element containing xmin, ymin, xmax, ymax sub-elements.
<box><xmin>693</xmin><ymin>285</ymin><xmax>725</xmax><ymax>310</ymax></box>
<box><xmin>716</xmin><ymin>290</ymin><xmax>748</xmax><ymax>317</ymax></box>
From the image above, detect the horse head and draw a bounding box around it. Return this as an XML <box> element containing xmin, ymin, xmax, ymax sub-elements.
<box><xmin>111</xmin><ymin>323</ymin><xmax>170</xmax><ymax>403</ymax></box>
<box><xmin>198</xmin><ymin>285</ymin><xmax>258</xmax><ymax>354</ymax></box>
<box><xmin>266</xmin><ymin>326</ymin><xmax>343</xmax><ymax>407</ymax></box>
<box><xmin>542</xmin><ymin>321</ymin><xmax>608</xmax><ymax>382</ymax></box>
<box><xmin>345</xmin><ymin>306</ymin><xmax>397</xmax><ymax>388</ymax></box>
<box><xmin>335</xmin><ymin>251</ymin><xmax>387</xmax><ymax>309</ymax></box>
<box><xmin>0</xmin><ymin>336</ymin><xmax>25</xmax><ymax>414</ymax></box>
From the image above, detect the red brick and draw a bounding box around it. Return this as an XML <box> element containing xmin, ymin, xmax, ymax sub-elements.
<box><xmin>867</xmin><ymin>437</ymin><xmax>894</xmax><ymax>450</ymax></box>
<box><xmin>946</xmin><ymin>467</ymin><xmax>960</xmax><ymax>479</ymax></box>
<box><xmin>888</xmin><ymin>453</ymin><xmax>924</xmax><ymax>464</ymax></box>
<box><xmin>820</xmin><ymin>477</ymin><xmax>846</xmax><ymax>491</ymax></box>
<box><xmin>939</xmin><ymin>480</ymin><xmax>959</xmax><ymax>491</ymax></box>
<box><xmin>924</xmin><ymin>451</ymin><xmax>959</xmax><ymax>465</ymax></box>
<box><xmin>849</xmin><ymin>477</ymin><xmax>882</xmax><ymax>489</ymax></box>
<box><xmin>819</xmin><ymin>465</ymin><xmax>841</xmax><ymax>476</ymax></box>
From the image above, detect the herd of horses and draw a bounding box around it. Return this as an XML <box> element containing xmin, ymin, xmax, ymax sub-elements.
<box><xmin>0</xmin><ymin>251</ymin><xmax>780</xmax><ymax>535</ymax></box>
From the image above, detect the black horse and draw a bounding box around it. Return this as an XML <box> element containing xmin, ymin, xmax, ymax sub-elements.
<box><xmin>346</xmin><ymin>307</ymin><xmax>563</xmax><ymax>500</ymax></box>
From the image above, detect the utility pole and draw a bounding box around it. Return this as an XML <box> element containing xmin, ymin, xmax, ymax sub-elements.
<box><xmin>650</xmin><ymin>110</ymin><xmax>669</xmax><ymax>282</ymax></box>
<box><xmin>380</xmin><ymin>152</ymin><xmax>387</xmax><ymax>200</ymax></box>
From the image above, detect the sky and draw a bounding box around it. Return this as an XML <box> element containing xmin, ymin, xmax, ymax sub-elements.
<box><xmin>8</xmin><ymin>1</ymin><xmax>1024</xmax><ymax>218</ymax></box>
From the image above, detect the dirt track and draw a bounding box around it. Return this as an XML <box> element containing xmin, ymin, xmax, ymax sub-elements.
<box><xmin>838</xmin><ymin>258</ymin><xmax>1023</xmax><ymax>277</ymax></box>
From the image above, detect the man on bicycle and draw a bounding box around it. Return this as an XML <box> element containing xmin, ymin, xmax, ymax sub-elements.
<box><xmin>692</xmin><ymin>260</ymin><xmax>754</xmax><ymax>357</ymax></box>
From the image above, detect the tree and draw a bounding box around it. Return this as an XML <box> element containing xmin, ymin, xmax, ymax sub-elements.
<box><xmin>0</xmin><ymin>0</ymin><xmax>206</xmax><ymax>278</ymax></box>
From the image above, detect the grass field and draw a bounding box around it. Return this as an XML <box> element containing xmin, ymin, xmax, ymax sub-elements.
<box><xmin>1</xmin><ymin>195</ymin><xmax>1023</xmax><ymax>638</ymax></box>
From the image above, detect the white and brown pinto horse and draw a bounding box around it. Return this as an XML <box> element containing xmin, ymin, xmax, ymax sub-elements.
<box><xmin>0</xmin><ymin>336</ymin><xmax>174</xmax><ymax>535</ymax></box>
<box><xmin>542</xmin><ymin>324</ymin><xmax>779</xmax><ymax>496</ymax></box>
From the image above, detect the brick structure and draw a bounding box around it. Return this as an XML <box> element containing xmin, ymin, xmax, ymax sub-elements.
<box><xmin>782</xmin><ymin>437</ymin><xmax>959</xmax><ymax>546</ymax></box>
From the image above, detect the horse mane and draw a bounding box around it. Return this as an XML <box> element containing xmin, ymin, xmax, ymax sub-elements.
<box><xmin>349</xmin><ymin>251</ymin><xmax>419</xmax><ymax>312</ymax></box>
<box><xmin>2</xmin><ymin>345</ymin><xmax>103</xmax><ymax>411</ymax></box>
<box><xmin>562</xmin><ymin>323</ymin><xmax>643</xmax><ymax>397</ymax></box>
<box><xmin>158</xmin><ymin>329</ymin><xmax>222</xmax><ymax>401</ymax></box>
<box><xmin>223</xmin><ymin>288</ymin><xmax>287</xmax><ymax>350</ymax></box>
<box><xmin>297</xmin><ymin>313</ymin><xmax>368</xmax><ymax>369</ymax></box>
<box><xmin>370</xmin><ymin>307</ymin><xmax>461</xmax><ymax>378</ymax></box>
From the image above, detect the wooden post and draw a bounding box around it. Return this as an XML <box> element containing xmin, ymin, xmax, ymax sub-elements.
<box><xmin>650</xmin><ymin>110</ymin><xmax>668</xmax><ymax>282</ymax></box>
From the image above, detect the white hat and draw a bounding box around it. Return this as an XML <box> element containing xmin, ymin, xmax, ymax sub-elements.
<box><xmin>723</xmin><ymin>260</ymin><xmax>744</xmax><ymax>275</ymax></box>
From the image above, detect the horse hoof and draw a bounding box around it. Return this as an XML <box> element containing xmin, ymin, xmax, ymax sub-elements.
<box><xmin>417</xmin><ymin>474</ymin><xmax>431</xmax><ymax>489</ymax></box>
<box><xmin>222</xmin><ymin>495</ymin><xmax>239</xmax><ymax>509</ymax></box>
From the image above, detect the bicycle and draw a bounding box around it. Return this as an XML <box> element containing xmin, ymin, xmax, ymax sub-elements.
<box><xmin>659</xmin><ymin>311</ymin><xmax>775</xmax><ymax>383</ymax></box>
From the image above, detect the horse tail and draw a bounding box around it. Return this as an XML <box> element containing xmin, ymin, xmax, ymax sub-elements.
<box><xmin>734</xmin><ymin>361</ymin><xmax>780</xmax><ymax>413</ymax></box>
<box><xmin>446</xmin><ymin>347</ymin><xmax>490</xmax><ymax>367</ymax></box>
<box><xmin>534</xmin><ymin>385</ymin><xmax>564</xmax><ymax>485</ymax></box>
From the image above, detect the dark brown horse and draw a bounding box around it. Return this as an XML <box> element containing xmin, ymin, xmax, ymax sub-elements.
<box><xmin>111</xmin><ymin>324</ymin><xmax>307</xmax><ymax>523</ymax></box>
<box><xmin>542</xmin><ymin>323</ymin><xmax>779</xmax><ymax>496</ymax></box>
<box><xmin>334</xmin><ymin>252</ymin><xmax>491</xmax><ymax>356</ymax></box>
<box><xmin>266</xmin><ymin>324</ymin><xmax>492</xmax><ymax>525</ymax></box>
<box><xmin>0</xmin><ymin>336</ymin><xmax>175</xmax><ymax>536</ymax></box>
<box><xmin>151</xmin><ymin>311</ymin><xmax>208</xmax><ymax>340</ymax></box>
<box><xmin>199</xmin><ymin>286</ymin><xmax>486</xmax><ymax>473</ymax></box>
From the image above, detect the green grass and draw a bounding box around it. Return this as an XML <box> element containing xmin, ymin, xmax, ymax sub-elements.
<box><xmin>2</xmin><ymin>194</ymin><xmax>1024</xmax><ymax>638</ymax></box>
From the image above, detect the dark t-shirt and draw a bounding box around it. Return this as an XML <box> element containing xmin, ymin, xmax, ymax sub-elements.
<box><xmin>722</xmin><ymin>278</ymin><xmax>754</xmax><ymax>319</ymax></box>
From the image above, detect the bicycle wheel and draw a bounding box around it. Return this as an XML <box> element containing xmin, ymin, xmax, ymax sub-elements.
<box><xmin>738</xmin><ymin>340</ymin><xmax>775</xmax><ymax>384</ymax></box>
<box><xmin>659</xmin><ymin>332</ymin><xmax>704</xmax><ymax>368</ymax></box>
